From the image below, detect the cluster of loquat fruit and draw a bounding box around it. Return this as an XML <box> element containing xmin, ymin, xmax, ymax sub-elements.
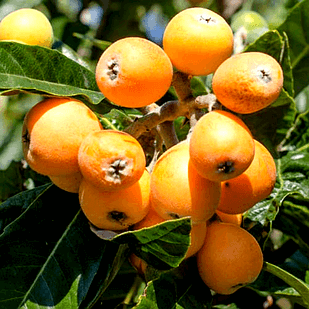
<box><xmin>1</xmin><ymin>6</ymin><xmax>283</xmax><ymax>296</ymax></box>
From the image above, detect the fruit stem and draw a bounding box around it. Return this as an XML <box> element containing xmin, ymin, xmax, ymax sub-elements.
<box><xmin>157</xmin><ymin>121</ymin><xmax>179</xmax><ymax>149</ymax></box>
<box><xmin>172</xmin><ymin>71</ymin><xmax>194</xmax><ymax>102</ymax></box>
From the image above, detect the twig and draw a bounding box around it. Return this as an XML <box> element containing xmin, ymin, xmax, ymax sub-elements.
<box><xmin>124</xmin><ymin>94</ymin><xmax>218</xmax><ymax>140</ymax></box>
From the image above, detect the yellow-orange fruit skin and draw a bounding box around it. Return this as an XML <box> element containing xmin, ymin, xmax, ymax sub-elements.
<box><xmin>49</xmin><ymin>172</ymin><xmax>83</xmax><ymax>193</ymax></box>
<box><xmin>189</xmin><ymin>110</ymin><xmax>255</xmax><ymax>182</ymax></box>
<box><xmin>133</xmin><ymin>208</ymin><xmax>207</xmax><ymax>259</ymax></box>
<box><xmin>95</xmin><ymin>37</ymin><xmax>173</xmax><ymax>108</ymax></box>
<box><xmin>216</xmin><ymin>210</ymin><xmax>242</xmax><ymax>226</ymax></box>
<box><xmin>212</xmin><ymin>52</ymin><xmax>284</xmax><ymax>114</ymax></box>
<box><xmin>79</xmin><ymin>169</ymin><xmax>150</xmax><ymax>230</ymax></box>
<box><xmin>150</xmin><ymin>141</ymin><xmax>221</xmax><ymax>224</ymax></box>
<box><xmin>78</xmin><ymin>130</ymin><xmax>146</xmax><ymax>191</ymax></box>
<box><xmin>197</xmin><ymin>221</ymin><xmax>263</xmax><ymax>295</ymax></box>
<box><xmin>0</xmin><ymin>8</ymin><xmax>53</xmax><ymax>47</ymax></box>
<box><xmin>217</xmin><ymin>139</ymin><xmax>276</xmax><ymax>214</ymax></box>
<box><xmin>163</xmin><ymin>7</ymin><xmax>233</xmax><ymax>76</ymax></box>
<box><xmin>22</xmin><ymin>97</ymin><xmax>103</xmax><ymax>176</ymax></box>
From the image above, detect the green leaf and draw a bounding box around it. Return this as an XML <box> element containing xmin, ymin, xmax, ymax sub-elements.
<box><xmin>0</xmin><ymin>42</ymin><xmax>109</xmax><ymax>107</ymax></box>
<box><xmin>277</xmin><ymin>0</ymin><xmax>309</xmax><ymax>96</ymax></box>
<box><xmin>241</xmin><ymin>89</ymin><xmax>296</xmax><ymax>155</ymax></box>
<box><xmin>0</xmin><ymin>161</ymin><xmax>24</xmax><ymax>202</ymax></box>
<box><xmin>190</xmin><ymin>76</ymin><xmax>208</xmax><ymax>97</ymax></box>
<box><xmin>134</xmin><ymin>260</ymin><xmax>211</xmax><ymax>309</ymax></box>
<box><xmin>245</xmin><ymin>105</ymin><xmax>309</xmax><ymax>227</ymax></box>
<box><xmin>246</xmin><ymin>147</ymin><xmax>309</xmax><ymax>226</ymax></box>
<box><xmin>52</xmin><ymin>39</ymin><xmax>92</xmax><ymax>70</ymax></box>
<box><xmin>264</xmin><ymin>262</ymin><xmax>309</xmax><ymax>307</ymax></box>
<box><xmin>0</xmin><ymin>160</ymin><xmax>50</xmax><ymax>203</ymax></box>
<box><xmin>0</xmin><ymin>185</ymin><xmax>126</xmax><ymax>309</ymax></box>
<box><xmin>93</xmin><ymin>218</ymin><xmax>191</xmax><ymax>270</ymax></box>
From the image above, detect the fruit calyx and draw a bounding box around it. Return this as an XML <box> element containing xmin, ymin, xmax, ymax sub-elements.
<box><xmin>108</xmin><ymin>211</ymin><xmax>128</xmax><ymax>223</ymax></box>
<box><xmin>217</xmin><ymin>161</ymin><xmax>235</xmax><ymax>174</ymax></box>
<box><xmin>102</xmin><ymin>158</ymin><xmax>133</xmax><ymax>184</ymax></box>
<box><xmin>199</xmin><ymin>14</ymin><xmax>216</xmax><ymax>24</ymax></box>
<box><xmin>106</xmin><ymin>59</ymin><xmax>119</xmax><ymax>81</ymax></box>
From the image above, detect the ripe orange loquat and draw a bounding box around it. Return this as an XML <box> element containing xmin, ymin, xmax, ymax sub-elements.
<box><xmin>150</xmin><ymin>141</ymin><xmax>221</xmax><ymax>224</ymax></box>
<box><xmin>78</xmin><ymin>130</ymin><xmax>146</xmax><ymax>191</ymax></box>
<box><xmin>197</xmin><ymin>221</ymin><xmax>263</xmax><ymax>295</ymax></box>
<box><xmin>189</xmin><ymin>110</ymin><xmax>255</xmax><ymax>182</ymax></box>
<box><xmin>212</xmin><ymin>52</ymin><xmax>284</xmax><ymax>114</ymax></box>
<box><xmin>79</xmin><ymin>169</ymin><xmax>150</xmax><ymax>231</ymax></box>
<box><xmin>163</xmin><ymin>7</ymin><xmax>233</xmax><ymax>76</ymax></box>
<box><xmin>217</xmin><ymin>139</ymin><xmax>276</xmax><ymax>214</ymax></box>
<box><xmin>22</xmin><ymin>97</ymin><xmax>102</xmax><ymax>176</ymax></box>
<box><xmin>95</xmin><ymin>37</ymin><xmax>173</xmax><ymax>108</ymax></box>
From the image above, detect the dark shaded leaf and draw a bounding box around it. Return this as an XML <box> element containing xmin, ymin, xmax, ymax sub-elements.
<box><xmin>277</xmin><ymin>0</ymin><xmax>309</xmax><ymax>95</ymax></box>
<box><xmin>264</xmin><ymin>262</ymin><xmax>309</xmax><ymax>307</ymax></box>
<box><xmin>0</xmin><ymin>185</ymin><xmax>127</xmax><ymax>308</ymax></box>
<box><xmin>134</xmin><ymin>259</ymin><xmax>211</xmax><ymax>309</ymax></box>
<box><xmin>93</xmin><ymin>218</ymin><xmax>191</xmax><ymax>270</ymax></box>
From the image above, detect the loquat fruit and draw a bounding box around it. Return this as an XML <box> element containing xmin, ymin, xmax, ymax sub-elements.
<box><xmin>78</xmin><ymin>130</ymin><xmax>146</xmax><ymax>191</ymax></box>
<box><xmin>49</xmin><ymin>172</ymin><xmax>83</xmax><ymax>194</ymax></box>
<box><xmin>189</xmin><ymin>110</ymin><xmax>255</xmax><ymax>182</ymax></box>
<box><xmin>215</xmin><ymin>210</ymin><xmax>242</xmax><ymax>226</ymax></box>
<box><xmin>79</xmin><ymin>169</ymin><xmax>151</xmax><ymax>231</ymax></box>
<box><xmin>0</xmin><ymin>8</ymin><xmax>54</xmax><ymax>48</ymax></box>
<box><xmin>212</xmin><ymin>52</ymin><xmax>284</xmax><ymax>114</ymax></box>
<box><xmin>163</xmin><ymin>7</ymin><xmax>233</xmax><ymax>76</ymax></box>
<box><xmin>95</xmin><ymin>37</ymin><xmax>173</xmax><ymax>108</ymax></box>
<box><xmin>197</xmin><ymin>221</ymin><xmax>263</xmax><ymax>295</ymax></box>
<box><xmin>150</xmin><ymin>141</ymin><xmax>221</xmax><ymax>224</ymax></box>
<box><xmin>217</xmin><ymin>139</ymin><xmax>276</xmax><ymax>214</ymax></box>
<box><xmin>22</xmin><ymin>97</ymin><xmax>103</xmax><ymax>176</ymax></box>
